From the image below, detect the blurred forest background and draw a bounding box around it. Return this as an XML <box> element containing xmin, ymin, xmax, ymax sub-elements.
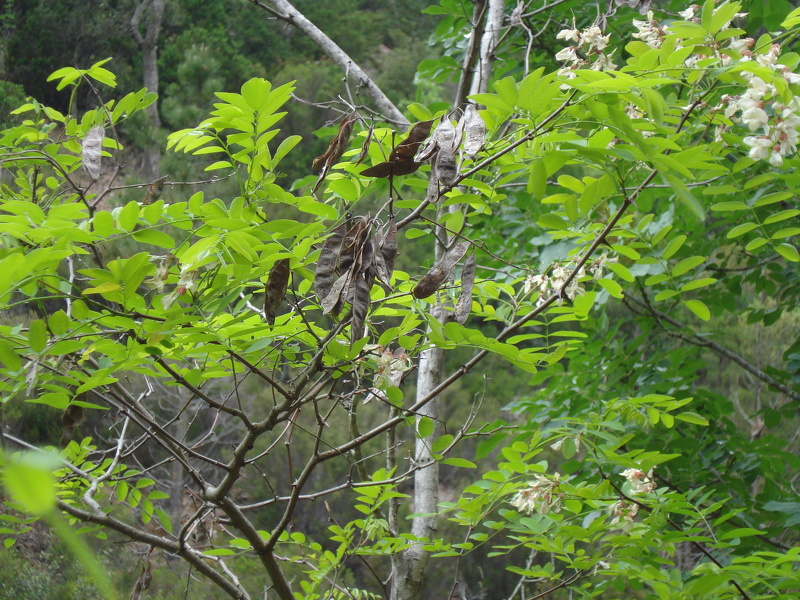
<box><xmin>0</xmin><ymin>0</ymin><xmax>798</xmax><ymax>599</ymax></box>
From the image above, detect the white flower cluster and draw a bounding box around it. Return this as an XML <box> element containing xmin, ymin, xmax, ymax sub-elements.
<box><xmin>362</xmin><ymin>345</ymin><xmax>413</xmax><ymax>402</ymax></box>
<box><xmin>510</xmin><ymin>474</ymin><xmax>563</xmax><ymax>515</ymax></box>
<box><xmin>631</xmin><ymin>11</ymin><xmax>666</xmax><ymax>48</ymax></box>
<box><xmin>555</xmin><ymin>22</ymin><xmax>616</xmax><ymax>82</ymax></box>
<box><xmin>525</xmin><ymin>253</ymin><xmax>615</xmax><ymax>308</ymax></box>
<box><xmin>621</xmin><ymin>467</ymin><xmax>656</xmax><ymax>495</ymax></box>
<box><xmin>729</xmin><ymin>53</ymin><xmax>800</xmax><ymax>166</ymax></box>
<box><xmin>608</xmin><ymin>499</ymin><xmax>639</xmax><ymax>531</ymax></box>
<box><xmin>146</xmin><ymin>256</ymin><xmax>199</xmax><ymax>309</ymax></box>
<box><xmin>630</xmin><ymin>5</ymin><xmax>800</xmax><ymax>167</ymax></box>
<box><xmin>372</xmin><ymin>346</ymin><xmax>412</xmax><ymax>389</ymax></box>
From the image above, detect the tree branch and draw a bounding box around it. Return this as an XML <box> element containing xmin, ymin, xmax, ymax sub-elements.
<box><xmin>56</xmin><ymin>500</ymin><xmax>250</xmax><ymax>600</ymax></box>
<box><xmin>247</xmin><ymin>0</ymin><xmax>408</xmax><ymax>125</ymax></box>
<box><xmin>624</xmin><ymin>292</ymin><xmax>800</xmax><ymax>402</ymax></box>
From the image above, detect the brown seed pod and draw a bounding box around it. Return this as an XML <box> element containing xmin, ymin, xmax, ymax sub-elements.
<box><xmin>60</xmin><ymin>403</ymin><xmax>85</xmax><ymax>447</ymax></box>
<box><xmin>315</xmin><ymin>221</ymin><xmax>349</xmax><ymax>303</ymax></box>
<box><xmin>412</xmin><ymin>240</ymin><xmax>470</xmax><ymax>299</ymax></box>
<box><xmin>264</xmin><ymin>258</ymin><xmax>291</xmax><ymax>325</ymax></box>
<box><xmin>454</xmin><ymin>251</ymin><xmax>476</xmax><ymax>324</ymax></box>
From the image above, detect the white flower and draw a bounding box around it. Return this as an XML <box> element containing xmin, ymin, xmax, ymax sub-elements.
<box><xmin>162</xmin><ymin>266</ymin><xmax>199</xmax><ymax>309</ymax></box>
<box><xmin>728</xmin><ymin>37</ymin><xmax>754</xmax><ymax>55</ymax></box>
<box><xmin>525</xmin><ymin>272</ymin><xmax>549</xmax><ymax>295</ymax></box>
<box><xmin>756</xmin><ymin>43</ymin><xmax>781</xmax><ymax>68</ymax></box>
<box><xmin>373</xmin><ymin>347</ymin><xmax>412</xmax><ymax>389</ymax></box>
<box><xmin>631</xmin><ymin>11</ymin><xmax>663</xmax><ymax>48</ymax></box>
<box><xmin>556</xmin><ymin>27</ymin><xmax>580</xmax><ymax>43</ymax></box>
<box><xmin>510</xmin><ymin>474</ymin><xmax>563</xmax><ymax>515</ymax></box>
<box><xmin>580</xmin><ymin>25</ymin><xmax>609</xmax><ymax>51</ymax></box>
<box><xmin>608</xmin><ymin>500</ymin><xmax>639</xmax><ymax>531</ymax></box>
<box><xmin>589</xmin><ymin>253</ymin><xmax>616</xmax><ymax>279</ymax></box>
<box><xmin>744</xmin><ymin>135</ymin><xmax>773</xmax><ymax>161</ymax></box>
<box><xmin>621</xmin><ymin>467</ymin><xmax>656</xmax><ymax>495</ymax></box>
<box><xmin>678</xmin><ymin>5</ymin><xmax>698</xmax><ymax>20</ymax></box>
<box><xmin>747</xmin><ymin>76</ymin><xmax>774</xmax><ymax>97</ymax></box>
<box><xmin>778</xmin><ymin>66</ymin><xmax>800</xmax><ymax>85</ymax></box>
<box><xmin>555</xmin><ymin>46</ymin><xmax>579</xmax><ymax>63</ymax></box>
<box><xmin>719</xmin><ymin>95</ymin><xmax>738</xmax><ymax>120</ymax></box>
<box><xmin>145</xmin><ymin>255</ymin><xmax>172</xmax><ymax>293</ymax></box>
<box><xmin>715</xmin><ymin>124</ymin><xmax>730</xmax><ymax>144</ymax></box>
<box><xmin>740</xmin><ymin>102</ymin><xmax>770</xmax><ymax>131</ymax></box>
<box><xmin>626</xmin><ymin>104</ymin><xmax>644</xmax><ymax>119</ymax></box>
<box><xmin>591</xmin><ymin>52</ymin><xmax>617</xmax><ymax>71</ymax></box>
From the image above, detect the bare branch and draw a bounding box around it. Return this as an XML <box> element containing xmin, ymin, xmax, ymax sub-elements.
<box><xmin>247</xmin><ymin>0</ymin><xmax>408</xmax><ymax>126</ymax></box>
<box><xmin>624</xmin><ymin>292</ymin><xmax>800</xmax><ymax>402</ymax></box>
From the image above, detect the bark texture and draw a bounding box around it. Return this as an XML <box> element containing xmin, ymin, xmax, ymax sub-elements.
<box><xmin>469</xmin><ymin>0</ymin><xmax>506</xmax><ymax>97</ymax></box>
<box><xmin>131</xmin><ymin>0</ymin><xmax>164</xmax><ymax>181</ymax></box>
<box><xmin>389</xmin><ymin>303</ymin><xmax>446</xmax><ymax>600</ymax></box>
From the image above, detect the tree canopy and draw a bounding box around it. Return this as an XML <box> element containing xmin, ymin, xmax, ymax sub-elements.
<box><xmin>0</xmin><ymin>1</ymin><xmax>799</xmax><ymax>600</ymax></box>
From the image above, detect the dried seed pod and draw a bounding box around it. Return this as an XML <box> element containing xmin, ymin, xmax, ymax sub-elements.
<box><xmin>362</xmin><ymin>120</ymin><xmax>434</xmax><ymax>178</ymax></box>
<box><xmin>412</xmin><ymin>240</ymin><xmax>470</xmax><ymax>299</ymax></box>
<box><xmin>434</xmin><ymin>116</ymin><xmax>459</xmax><ymax>154</ymax></box>
<box><xmin>82</xmin><ymin>125</ymin><xmax>105</xmax><ymax>180</ymax></box>
<box><xmin>315</xmin><ymin>221</ymin><xmax>348</xmax><ymax>303</ymax></box>
<box><xmin>350</xmin><ymin>273</ymin><xmax>374</xmax><ymax>346</ymax></box>
<box><xmin>389</xmin><ymin>119</ymin><xmax>434</xmax><ymax>161</ymax></box>
<box><xmin>129</xmin><ymin>560</ymin><xmax>152</xmax><ymax>600</ymax></box>
<box><xmin>380</xmin><ymin>218</ymin><xmax>398</xmax><ymax>277</ymax></box>
<box><xmin>143</xmin><ymin>175</ymin><xmax>169</xmax><ymax>204</ymax></box>
<box><xmin>414</xmin><ymin>116</ymin><xmax>459</xmax><ymax>163</ymax></box>
<box><xmin>459</xmin><ymin>104</ymin><xmax>486</xmax><ymax>157</ymax></box>
<box><xmin>322</xmin><ymin>272</ymin><xmax>351</xmax><ymax>315</ymax></box>
<box><xmin>264</xmin><ymin>258</ymin><xmax>291</xmax><ymax>325</ymax></box>
<box><xmin>312</xmin><ymin>113</ymin><xmax>355</xmax><ymax>192</ymax></box>
<box><xmin>312</xmin><ymin>113</ymin><xmax>354</xmax><ymax>171</ymax></box>
<box><xmin>454</xmin><ymin>252</ymin><xmax>476</xmax><ymax>324</ymax></box>
<box><xmin>434</xmin><ymin>149</ymin><xmax>458</xmax><ymax>186</ymax></box>
<box><xmin>60</xmin><ymin>403</ymin><xmax>84</xmax><ymax>447</ymax></box>
<box><xmin>370</xmin><ymin>247</ymin><xmax>390</xmax><ymax>290</ymax></box>
<box><xmin>338</xmin><ymin>215</ymin><xmax>371</xmax><ymax>274</ymax></box>
<box><xmin>355</xmin><ymin>124</ymin><xmax>374</xmax><ymax>166</ymax></box>
<box><xmin>360</xmin><ymin>157</ymin><xmax>421</xmax><ymax>178</ymax></box>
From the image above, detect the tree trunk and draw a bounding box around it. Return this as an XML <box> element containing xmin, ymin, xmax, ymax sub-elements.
<box><xmin>391</xmin><ymin>4</ymin><xmax>506</xmax><ymax>599</ymax></box>
<box><xmin>469</xmin><ymin>0</ymin><xmax>505</xmax><ymax>98</ymax></box>
<box><xmin>131</xmin><ymin>0</ymin><xmax>164</xmax><ymax>181</ymax></box>
<box><xmin>390</xmin><ymin>302</ymin><xmax>446</xmax><ymax>600</ymax></box>
<box><xmin>258</xmin><ymin>0</ymin><xmax>408</xmax><ymax>126</ymax></box>
<box><xmin>245</xmin><ymin>4</ymin><xmax>507</xmax><ymax>600</ymax></box>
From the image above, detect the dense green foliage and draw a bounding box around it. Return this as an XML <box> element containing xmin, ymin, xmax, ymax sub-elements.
<box><xmin>0</xmin><ymin>1</ymin><xmax>799</xmax><ymax>600</ymax></box>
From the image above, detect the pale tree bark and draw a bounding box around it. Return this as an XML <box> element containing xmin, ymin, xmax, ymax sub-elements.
<box><xmin>469</xmin><ymin>0</ymin><xmax>506</xmax><ymax>98</ymax></box>
<box><xmin>455</xmin><ymin>0</ymin><xmax>488</xmax><ymax>108</ymax></box>
<box><xmin>389</xmin><ymin>179</ymin><xmax>448</xmax><ymax>600</ymax></box>
<box><xmin>131</xmin><ymin>0</ymin><xmax>164</xmax><ymax>181</ymax></box>
<box><xmin>392</xmin><ymin>4</ymin><xmax>506</xmax><ymax>598</ymax></box>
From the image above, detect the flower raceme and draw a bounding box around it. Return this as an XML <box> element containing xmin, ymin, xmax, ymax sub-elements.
<box><xmin>525</xmin><ymin>254</ymin><xmax>615</xmax><ymax>308</ymax></box>
<box><xmin>510</xmin><ymin>474</ymin><xmax>564</xmax><ymax>515</ymax></box>
<box><xmin>621</xmin><ymin>467</ymin><xmax>656</xmax><ymax>495</ymax></box>
<box><xmin>555</xmin><ymin>4</ymin><xmax>800</xmax><ymax>167</ymax></box>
